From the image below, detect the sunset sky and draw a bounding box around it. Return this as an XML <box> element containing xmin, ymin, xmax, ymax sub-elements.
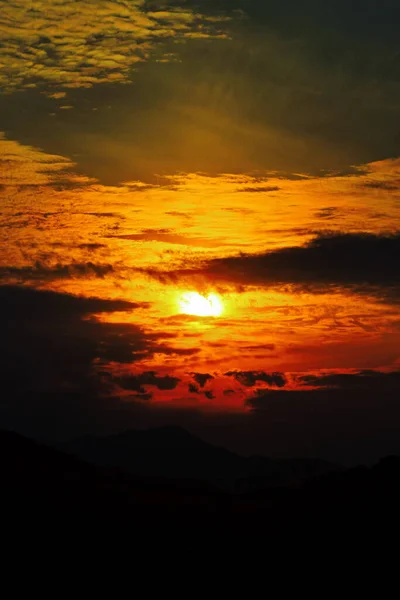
<box><xmin>1</xmin><ymin>1</ymin><xmax>399</xmax><ymax>463</ymax></box>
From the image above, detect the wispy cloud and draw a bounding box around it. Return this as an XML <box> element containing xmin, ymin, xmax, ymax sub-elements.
<box><xmin>0</xmin><ymin>261</ymin><xmax>115</xmax><ymax>282</ymax></box>
<box><xmin>0</xmin><ymin>133</ymin><xmax>75</xmax><ymax>186</ymax></box>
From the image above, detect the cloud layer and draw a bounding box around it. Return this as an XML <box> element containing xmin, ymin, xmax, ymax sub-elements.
<box><xmin>0</xmin><ymin>0</ymin><xmax>229</xmax><ymax>92</ymax></box>
<box><xmin>2</xmin><ymin>1</ymin><xmax>399</xmax><ymax>184</ymax></box>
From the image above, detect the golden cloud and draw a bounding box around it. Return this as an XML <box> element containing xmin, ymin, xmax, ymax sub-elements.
<box><xmin>0</xmin><ymin>0</ymin><xmax>230</xmax><ymax>92</ymax></box>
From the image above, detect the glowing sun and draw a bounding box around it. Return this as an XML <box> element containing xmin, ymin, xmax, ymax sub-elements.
<box><xmin>179</xmin><ymin>292</ymin><xmax>223</xmax><ymax>317</ymax></box>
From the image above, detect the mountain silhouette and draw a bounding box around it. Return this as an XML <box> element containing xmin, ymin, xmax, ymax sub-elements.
<box><xmin>60</xmin><ymin>425</ymin><xmax>338</xmax><ymax>490</ymax></box>
<box><xmin>3</xmin><ymin>429</ymin><xmax>400</xmax><ymax>538</ymax></box>
<box><xmin>1</xmin><ymin>429</ymin><xmax>226</xmax><ymax>535</ymax></box>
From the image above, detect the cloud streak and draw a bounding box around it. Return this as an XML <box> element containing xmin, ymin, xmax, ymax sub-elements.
<box><xmin>0</xmin><ymin>262</ymin><xmax>115</xmax><ymax>282</ymax></box>
<box><xmin>225</xmin><ymin>371</ymin><xmax>287</xmax><ymax>388</ymax></box>
<box><xmin>115</xmin><ymin>371</ymin><xmax>181</xmax><ymax>393</ymax></box>
<box><xmin>297</xmin><ymin>370</ymin><xmax>400</xmax><ymax>391</ymax></box>
<box><xmin>145</xmin><ymin>232</ymin><xmax>400</xmax><ymax>299</ymax></box>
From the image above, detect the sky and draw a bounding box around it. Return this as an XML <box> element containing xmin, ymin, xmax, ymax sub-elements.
<box><xmin>1</xmin><ymin>0</ymin><xmax>400</xmax><ymax>464</ymax></box>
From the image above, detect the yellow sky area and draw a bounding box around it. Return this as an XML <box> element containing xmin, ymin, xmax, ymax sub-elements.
<box><xmin>1</xmin><ymin>138</ymin><xmax>399</xmax><ymax>277</ymax></box>
<box><xmin>1</xmin><ymin>139</ymin><xmax>399</xmax><ymax>276</ymax></box>
<box><xmin>1</xmin><ymin>137</ymin><xmax>399</xmax><ymax>261</ymax></box>
<box><xmin>1</xmin><ymin>162</ymin><xmax>399</xmax><ymax>284</ymax></box>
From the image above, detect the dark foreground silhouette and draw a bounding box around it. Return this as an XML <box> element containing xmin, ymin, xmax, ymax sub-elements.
<box><xmin>3</xmin><ymin>428</ymin><xmax>400</xmax><ymax>536</ymax></box>
<box><xmin>60</xmin><ymin>426</ymin><xmax>338</xmax><ymax>491</ymax></box>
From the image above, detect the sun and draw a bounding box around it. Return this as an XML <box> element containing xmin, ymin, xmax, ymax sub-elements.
<box><xmin>179</xmin><ymin>292</ymin><xmax>223</xmax><ymax>317</ymax></box>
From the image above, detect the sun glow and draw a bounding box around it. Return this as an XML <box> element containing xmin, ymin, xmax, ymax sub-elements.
<box><xmin>179</xmin><ymin>292</ymin><xmax>223</xmax><ymax>317</ymax></box>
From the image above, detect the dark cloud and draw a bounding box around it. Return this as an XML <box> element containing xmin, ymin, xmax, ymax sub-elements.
<box><xmin>157</xmin><ymin>233</ymin><xmax>400</xmax><ymax>295</ymax></box>
<box><xmin>77</xmin><ymin>243</ymin><xmax>107</xmax><ymax>251</ymax></box>
<box><xmin>150</xmin><ymin>344</ymin><xmax>200</xmax><ymax>357</ymax></box>
<box><xmin>0</xmin><ymin>284</ymin><xmax>149</xmax><ymax>379</ymax></box>
<box><xmin>0</xmin><ymin>285</ymin><xmax>141</xmax><ymax>319</ymax></box>
<box><xmin>0</xmin><ymin>285</ymin><xmax>189</xmax><ymax>401</ymax></box>
<box><xmin>83</xmin><ymin>213</ymin><xmax>125</xmax><ymax>219</ymax></box>
<box><xmin>116</xmin><ymin>372</ymin><xmax>181</xmax><ymax>392</ymax></box>
<box><xmin>242</xmin><ymin>370</ymin><xmax>400</xmax><ymax>463</ymax></box>
<box><xmin>194</xmin><ymin>0</ymin><xmax>400</xmax><ymax>47</ymax></box>
<box><xmin>241</xmin><ymin>344</ymin><xmax>275</xmax><ymax>352</ymax></box>
<box><xmin>131</xmin><ymin>392</ymin><xmax>153</xmax><ymax>402</ymax></box>
<box><xmin>298</xmin><ymin>370</ymin><xmax>400</xmax><ymax>391</ymax></box>
<box><xmin>0</xmin><ymin>286</ymin><xmax>214</xmax><ymax>440</ymax></box>
<box><xmin>314</xmin><ymin>207</ymin><xmax>338</xmax><ymax>219</ymax></box>
<box><xmin>113</xmin><ymin>230</ymin><xmax>221</xmax><ymax>248</ymax></box>
<box><xmin>188</xmin><ymin>382</ymin><xmax>215</xmax><ymax>400</ymax></box>
<box><xmin>0</xmin><ymin>261</ymin><xmax>115</xmax><ymax>282</ymax></box>
<box><xmin>225</xmin><ymin>370</ymin><xmax>287</xmax><ymax>388</ymax></box>
<box><xmin>238</xmin><ymin>186</ymin><xmax>280</xmax><ymax>193</ymax></box>
<box><xmin>363</xmin><ymin>181</ymin><xmax>399</xmax><ymax>191</ymax></box>
<box><xmin>190</xmin><ymin>373</ymin><xmax>214</xmax><ymax>388</ymax></box>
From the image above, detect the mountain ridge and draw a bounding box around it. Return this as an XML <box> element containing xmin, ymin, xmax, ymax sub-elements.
<box><xmin>59</xmin><ymin>425</ymin><xmax>339</xmax><ymax>490</ymax></box>
<box><xmin>3</xmin><ymin>428</ymin><xmax>400</xmax><ymax>538</ymax></box>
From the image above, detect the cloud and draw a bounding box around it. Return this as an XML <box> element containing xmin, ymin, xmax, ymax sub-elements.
<box><xmin>200</xmin><ymin>0</ymin><xmax>400</xmax><ymax>49</ymax></box>
<box><xmin>9</xmin><ymin>367</ymin><xmax>400</xmax><ymax>465</ymax></box>
<box><xmin>150</xmin><ymin>233</ymin><xmax>400</xmax><ymax>298</ymax></box>
<box><xmin>363</xmin><ymin>182</ymin><xmax>400</xmax><ymax>191</ymax></box>
<box><xmin>77</xmin><ymin>243</ymin><xmax>107</xmax><ymax>251</ymax></box>
<box><xmin>83</xmin><ymin>212</ymin><xmax>126</xmax><ymax>219</ymax></box>
<box><xmin>314</xmin><ymin>207</ymin><xmax>339</xmax><ymax>219</ymax></box>
<box><xmin>238</xmin><ymin>186</ymin><xmax>280</xmax><ymax>193</ymax></box>
<box><xmin>113</xmin><ymin>230</ymin><xmax>225</xmax><ymax>248</ymax></box>
<box><xmin>241</xmin><ymin>367</ymin><xmax>400</xmax><ymax>462</ymax></box>
<box><xmin>190</xmin><ymin>373</ymin><xmax>215</xmax><ymax>388</ymax></box>
<box><xmin>297</xmin><ymin>370</ymin><xmax>400</xmax><ymax>391</ymax></box>
<box><xmin>0</xmin><ymin>285</ymin><xmax>146</xmax><ymax>399</ymax></box>
<box><xmin>240</xmin><ymin>344</ymin><xmax>276</xmax><ymax>352</ymax></box>
<box><xmin>149</xmin><ymin>345</ymin><xmax>200</xmax><ymax>358</ymax></box>
<box><xmin>0</xmin><ymin>285</ymin><xmax>192</xmax><ymax>400</ymax></box>
<box><xmin>0</xmin><ymin>284</ymin><xmax>141</xmax><ymax>319</ymax></box>
<box><xmin>1</xmin><ymin>2</ymin><xmax>399</xmax><ymax>185</ymax></box>
<box><xmin>0</xmin><ymin>262</ymin><xmax>115</xmax><ymax>282</ymax></box>
<box><xmin>239</xmin><ymin>382</ymin><xmax>400</xmax><ymax>464</ymax></box>
<box><xmin>0</xmin><ymin>134</ymin><xmax>76</xmax><ymax>186</ymax></box>
<box><xmin>116</xmin><ymin>371</ymin><xmax>181</xmax><ymax>392</ymax></box>
<box><xmin>188</xmin><ymin>379</ymin><xmax>215</xmax><ymax>400</ymax></box>
<box><xmin>0</xmin><ymin>0</ymin><xmax>230</xmax><ymax>93</ymax></box>
<box><xmin>225</xmin><ymin>370</ymin><xmax>287</xmax><ymax>388</ymax></box>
